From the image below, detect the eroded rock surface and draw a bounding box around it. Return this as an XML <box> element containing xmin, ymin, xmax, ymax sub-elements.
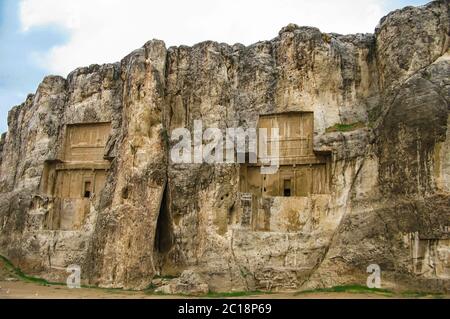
<box><xmin>0</xmin><ymin>0</ymin><xmax>449</xmax><ymax>292</ymax></box>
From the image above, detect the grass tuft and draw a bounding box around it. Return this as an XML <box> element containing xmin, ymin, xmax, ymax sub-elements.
<box><xmin>297</xmin><ymin>285</ymin><xmax>393</xmax><ymax>296</ymax></box>
<box><xmin>326</xmin><ymin>122</ymin><xmax>366</xmax><ymax>133</ymax></box>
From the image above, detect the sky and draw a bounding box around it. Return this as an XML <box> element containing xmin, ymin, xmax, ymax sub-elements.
<box><xmin>0</xmin><ymin>0</ymin><xmax>431</xmax><ymax>133</ymax></box>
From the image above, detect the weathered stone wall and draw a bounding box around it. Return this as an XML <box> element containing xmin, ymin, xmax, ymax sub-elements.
<box><xmin>0</xmin><ymin>0</ymin><xmax>448</xmax><ymax>292</ymax></box>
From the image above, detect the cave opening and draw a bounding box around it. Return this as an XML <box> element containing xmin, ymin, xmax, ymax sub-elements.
<box><xmin>84</xmin><ymin>181</ymin><xmax>92</xmax><ymax>198</ymax></box>
<box><xmin>154</xmin><ymin>185</ymin><xmax>174</xmax><ymax>254</ymax></box>
<box><xmin>284</xmin><ymin>179</ymin><xmax>292</xmax><ymax>197</ymax></box>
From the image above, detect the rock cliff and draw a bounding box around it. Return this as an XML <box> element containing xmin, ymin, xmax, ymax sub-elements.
<box><xmin>0</xmin><ymin>0</ymin><xmax>449</xmax><ymax>292</ymax></box>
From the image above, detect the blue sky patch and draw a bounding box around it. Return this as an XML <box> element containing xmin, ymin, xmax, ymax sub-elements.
<box><xmin>0</xmin><ymin>0</ymin><xmax>432</xmax><ymax>133</ymax></box>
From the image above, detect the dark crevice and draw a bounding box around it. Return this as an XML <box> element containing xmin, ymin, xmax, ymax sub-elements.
<box><xmin>154</xmin><ymin>184</ymin><xmax>174</xmax><ymax>255</ymax></box>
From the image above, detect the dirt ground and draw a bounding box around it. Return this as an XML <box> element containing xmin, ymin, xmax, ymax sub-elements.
<box><xmin>0</xmin><ymin>280</ymin><xmax>447</xmax><ymax>299</ymax></box>
<box><xmin>1</xmin><ymin>258</ymin><xmax>447</xmax><ymax>299</ymax></box>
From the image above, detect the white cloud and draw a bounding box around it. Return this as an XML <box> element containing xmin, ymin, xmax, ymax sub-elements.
<box><xmin>20</xmin><ymin>0</ymin><xmax>389</xmax><ymax>76</ymax></box>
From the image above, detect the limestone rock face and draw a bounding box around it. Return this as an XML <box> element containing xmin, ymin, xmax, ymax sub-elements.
<box><xmin>155</xmin><ymin>270</ymin><xmax>209</xmax><ymax>295</ymax></box>
<box><xmin>0</xmin><ymin>0</ymin><xmax>449</xmax><ymax>292</ymax></box>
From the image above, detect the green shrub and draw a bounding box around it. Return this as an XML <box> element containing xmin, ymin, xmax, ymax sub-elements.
<box><xmin>326</xmin><ymin>122</ymin><xmax>366</xmax><ymax>133</ymax></box>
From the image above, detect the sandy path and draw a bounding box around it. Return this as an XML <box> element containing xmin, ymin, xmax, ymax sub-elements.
<box><xmin>0</xmin><ymin>281</ymin><xmax>181</xmax><ymax>299</ymax></box>
<box><xmin>0</xmin><ymin>281</ymin><xmax>418</xmax><ymax>299</ymax></box>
